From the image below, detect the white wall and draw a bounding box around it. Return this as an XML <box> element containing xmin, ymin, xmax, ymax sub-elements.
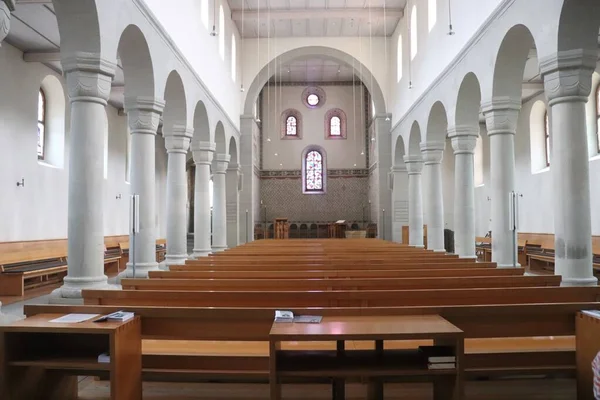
<box><xmin>0</xmin><ymin>42</ymin><xmax>168</xmax><ymax>242</ymax></box>
<box><xmin>261</xmin><ymin>85</ymin><xmax>366</xmax><ymax>170</ymax></box>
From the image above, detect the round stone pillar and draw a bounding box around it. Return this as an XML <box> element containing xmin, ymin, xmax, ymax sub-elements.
<box><xmin>403</xmin><ymin>155</ymin><xmax>424</xmax><ymax>248</ymax></box>
<box><xmin>191</xmin><ymin>141</ymin><xmax>215</xmax><ymax>258</ymax></box>
<box><xmin>226</xmin><ymin>164</ymin><xmax>241</xmax><ymax>249</ymax></box>
<box><xmin>390</xmin><ymin>166</ymin><xmax>409</xmax><ymax>243</ymax></box>
<box><xmin>212</xmin><ymin>154</ymin><xmax>230</xmax><ymax>252</ymax></box>
<box><xmin>163</xmin><ymin>125</ymin><xmax>192</xmax><ymax>267</ymax></box>
<box><xmin>420</xmin><ymin>141</ymin><xmax>446</xmax><ymax>252</ymax></box>
<box><xmin>449</xmin><ymin>126</ymin><xmax>478</xmax><ymax>259</ymax></box>
<box><xmin>541</xmin><ymin>50</ymin><xmax>598</xmax><ymax>286</ymax></box>
<box><xmin>50</xmin><ymin>54</ymin><xmax>117</xmax><ymax>304</ymax></box>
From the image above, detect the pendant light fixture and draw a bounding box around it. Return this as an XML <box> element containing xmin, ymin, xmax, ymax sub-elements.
<box><xmin>210</xmin><ymin>0</ymin><xmax>217</xmax><ymax>36</ymax></box>
<box><xmin>448</xmin><ymin>0</ymin><xmax>455</xmax><ymax>35</ymax></box>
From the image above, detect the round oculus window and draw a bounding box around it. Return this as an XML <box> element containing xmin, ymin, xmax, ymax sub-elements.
<box><xmin>307</xmin><ymin>94</ymin><xmax>320</xmax><ymax>106</ymax></box>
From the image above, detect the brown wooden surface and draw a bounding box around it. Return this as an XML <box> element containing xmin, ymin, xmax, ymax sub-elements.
<box><xmin>575</xmin><ymin>312</ymin><xmax>600</xmax><ymax>400</ymax></box>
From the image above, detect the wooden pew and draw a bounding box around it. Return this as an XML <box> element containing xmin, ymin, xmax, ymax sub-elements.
<box><xmin>119</xmin><ymin>239</ymin><xmax>168</xmax><ymax>267</ymax></box>
<box><xmin>175</xmin><ymin>261</ymin><xmax>498</xmax><ymax>271</ymax></box>
<box><xmin>103</xmin><ymin>245</ymin><xmax>121</xmax><ymax>276</ymax></box>
<box><xmin>82</xmin><ymin>286</ymin><xmax>600</xmax><ymax>308</ymax></box>
<box><xmin>121</xmin><ymin>275</ymin><xmax>560</xmax><ymax>292</ymax></box>
<box><xmin>150</xmin><ymin>267</ymin><xmax>526</xmax><ymax>280</ymax></box>
<box><xmin>475</xmin><ymin>237</ymin><xmax>491</xmax><ymax>262</ymax></box>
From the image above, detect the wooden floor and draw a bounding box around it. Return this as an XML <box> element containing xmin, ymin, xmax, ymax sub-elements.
<box><xmin>78</xmin><ymin>378</ymin><xmax>576</xmax><ymax>399</ymax></box>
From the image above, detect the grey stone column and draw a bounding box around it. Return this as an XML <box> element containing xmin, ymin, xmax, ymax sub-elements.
<box><xmin>420</xmin><ymin>141</ymin><xmax>446</xmax><ymax>252</ymax></box>
<box><xmin>239</xmin><ymin>116</ymin><xmax>259</xmax><ymax>244</ymax></box>
<box><xmin>482</xmin><ymin>98</ymin><xmax>521</xmax><ymax>267</ymax></box>
<box><xmin>541</xmin><ymin>50</ymin><xmax>598</xmax><ymax>286</ymax></box>
<box><xmin>390</xmin><ymin>166</ymin><xmax>409</xmax><ymax>243</ymax></box>
<box><xmin>404</xmin><ymin>155</ymin><xmax>424</xmax><ymax>248</ymax></box>
<box><xmin>0</xmin><ymin>0</ymin><xmax>15</xmax><ymax>46</ymax></box>
<box><xmin>50</xmin><ymin>54</ymin><xmax>116</xmax><ymax>304</ymax></box>
<box><xmin>449</xmin><ymin>126</ymin><xmax>478</xmax><ymax>259</ymax></box>
<box><xmin>191</xmin><ymin>142</ymin><xmax>215</xmax><ymax>258</ymax></box>
<box><xmin>120</xmin><ymin>97</ymin><xmax>164</xmax><ymax>278</ymax></box>
<box><xmin>226</xmin><ymin>164</ymin><xmax>241</xmax><ymax>249</ymax></box>
<box><xmin>373</xmin><ymin>114</ymin><xmax>393</xmax><ymax>240</ymax></box>
<box><xmin>212</xmin><ymin>154</ymin><xmax>230</xmax><ymax>252</ymax></box>
<box><xmin>163</xmin><ymin>125</ymin><xmax>192</xmax><ymax>267</ymax></box>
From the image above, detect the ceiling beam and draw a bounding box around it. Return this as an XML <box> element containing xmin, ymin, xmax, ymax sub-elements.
<box><xmin>232</xmin><ymin>8</ymin><xmax>403</xmax><ymax>22</ymax></box>
<box><xmin>23</xmin><ymin>50</ymin><xmax>60</xmax><ymax>62</ymax></box>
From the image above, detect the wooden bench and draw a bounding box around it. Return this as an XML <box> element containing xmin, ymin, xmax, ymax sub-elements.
<box><xmin>121</xmin><ymin>275</ymin><xmax>561</xmax><ymax>292</ymax></box>
<box><xmin>119</xmin><ymin>239</ymin><xmax>168</xmax><ymax>267</ymax></box>
<box><xmin>0</xmin><ymin>239</ymin><xmax>68</xmax><ymax>296</ymax></box>
<box><xmin>176</xmin><ymin>261</ymin><xmax>498</xmax><ymax>271</ymax></box>
<box><xmin>103</xmin><ymin>245</ymin><xmax>121</xmax><ymax>276</ymax></box>
<box><xmin>475</xmin><ymin>237</ymin><xmax>491</xmax><ymax>262</ymax></box>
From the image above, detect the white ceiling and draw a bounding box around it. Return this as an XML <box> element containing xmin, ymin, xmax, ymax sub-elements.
<box><xmin>270</xmin><ymin>57</ymin><xmax>357</xmax><ymax>82</ymax></box>
<box><xmin>227</xmin><ymin>0</ymin><xmax>406</xmax><ymax>38</ymax></box>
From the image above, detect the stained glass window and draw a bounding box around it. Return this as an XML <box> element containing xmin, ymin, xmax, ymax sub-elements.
<box><xmin>286</xmin><ymin>116</ymin><xmax>297</xmax><ymax>136</ymax></box>
<box><xmin>330</xmin><ymin>116</ymin><xmax>341</xmax><ymax>136</ymax></box>
<box><xmin>305</xmin><ymin>150</ymin><xmax>323</xmax><ymax>191</ymax></box>
<box><xmin>37</xmin><ymin>89</ymin><xmax>46</xmax><ymax>159</ymax></box>
<box><xmin>544</xmin><ymin>111</ymin><xmax>550</xmax><ymax>167</ymax></box>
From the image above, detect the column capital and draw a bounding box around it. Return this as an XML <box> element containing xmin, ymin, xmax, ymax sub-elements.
<box><xmin>164</xmin><ymin>124</ymin><xmax>192</xmax><ymax>154</ymax></box>
<box><xmin>2</xmin><ymin>0</ymin><xmax>15</xmax><ymax>10</ymax></box>
<box><xmin>420</xmin><ymin>140</ymin><xmax>445</xmax><ymax>165</ymax></box>
<box><xmin>124</xmin><ymin>96</ymin><xmax>165</xmax><ymax>135</ymax></box>
<box><xmin>450</xmin><ymin>130</ymin><xmax>477</xmax><ymax>155</ymax></box>
<box><xmin>540</xmin><ymin>49</ymin><xmax>597</xmax><ymax>106</ymax></box>
<box><xmin>213</xmin><ymin>153</ymin><xmax>231</xmax><ymax>174</ymax></box>
<box><xmin>62</xmin><ymin>52</ymin><xmax>116</xmax><ymax>105</ymax></box>
<box><xmin>0</xmin><ymin>1</ymin><xmax>14</xmax><ymax>46</ymax></box>
<box><xmin>481</xmin><ymin>97</ymin><xmax>521</xmax><ymax>137</ymax></box>
<box><xmin>403</xmin><ymin>155</ymin><xmax>424</xmax><ymax>175</ymax></box>
<box><xmin>192</xmin><ymin>141</ymin><xmax>215</xmax><ymax>165</ymax></box>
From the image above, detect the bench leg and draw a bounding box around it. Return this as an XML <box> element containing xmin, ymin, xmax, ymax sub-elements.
<box><xmin>367</xmin><ymin>380</ymin><xmax>383</xmax><ymax>400</ymax></box>
<box><xmin>0</xmin><ymin>274</ymin><xmax>25</xmax><ymax>296</ymax></box>
<box><xmin>332</xmin><ymin>340</ymin><xmax>345</xmax><ymax>400</ymax></box>
<box><xmin>3</xmin><ymin>367</ymin><xmax>77</xmax><ymax>400</ymax></box>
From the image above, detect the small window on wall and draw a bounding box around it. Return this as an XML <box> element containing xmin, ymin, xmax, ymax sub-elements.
<box><xmin>397</xmin><ymin>35</ymin><xmax>403</xmax><ymax>82</ymax></box>
<box><xmin>231</xmin><ymin>35</ymin><xmax>237</xmax><ymax>81</ymax></box>
<box><xmin>218</xmin><ymin>5</ymin><xmax>225</xmax><ymax>61</ymax></box>
<box><xmin>280</xmin><ymin>109</ymin><xmax>302</xmax><ymax>139</ymax></box>
<box><xmin>529</xmin><ymin>100</ymin><xmax>550</xmax><ymax>173</ymax></box>
<box><xmin>325</xmin><ymin>108</ymin><xmax>347</xmax><ymax>139</ymax></box>
<box><xmin>302</xmin><ymin>146</ymin><xmax>327</xmax><ymax>194</ymax></box>
<box><xmin>37</xmin><ymin>89</ymin><xmax>46</xmax><ymax>159</ymax></box>
<box><xmin>410</xmin><ymin>5</ymin><xmax>418</xmax><ymax>60</ymax></box>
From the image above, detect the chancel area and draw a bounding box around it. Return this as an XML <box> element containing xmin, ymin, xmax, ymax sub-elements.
<box><xmin>0</xmin><ymin>0</ymin><xmax>600</xmax><ymax>399</ymax></box>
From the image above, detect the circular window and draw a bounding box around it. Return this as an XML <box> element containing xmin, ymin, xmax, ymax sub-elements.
<box><xmin>307</xmin><ymin>94</ymin><xmax>320</xmax><ymax>106</ymax></box>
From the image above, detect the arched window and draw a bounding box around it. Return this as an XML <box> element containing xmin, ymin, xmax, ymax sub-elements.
<box><xmin>218</xmin><ymin>5</ymin><xmax>225</xmax><ymax>61</ymax></box>
<box><xmin>281</xmin><ymin>109</ymin><xmax>302</xmax><ymax>139</ymax></box>
<box><xmin>397</xmin><ymin>35</ymin><xmax>403</xmax><ymax>82</ymax></box>
<box><xmin>200</xmin><ymin>0</ymin><xmax>209</xmax><ymax>30</ymax></box>
<box><xmin>325</xmin><ymin>108</ymin><xmax>347</xmax><ymax>139</ymax></box>
<box><xmin>428</xmin><ymin>0</ymin><xmax>437</xmax><ymax>32</ymax></box>
<box><xmin>596</xmin><ymin>84</ymin><xmax>600</xmax><ymax>153</ymax></box>
<box><xmin>37</xmin><ymin>89</ymin><xmax>46</xmax><ymax>159</ymax></box>
<box><xmin>544</xmin><ymin>111</ymin><xmax>550</xmax><ymax>167</ymax></box>
<box><xmin>231</xmin><ymin>35</ymin><xmax>236</xmax><ymax>81</ymax></box>
<box><xmin>410</xmin><ymin>5</ymin><xmax>418</xmax><ymax>60</ymax></box>
<box><xmin>304</xmin><ymin>150</ymin><xmax>324</xmax><ymax>193</ymax></box>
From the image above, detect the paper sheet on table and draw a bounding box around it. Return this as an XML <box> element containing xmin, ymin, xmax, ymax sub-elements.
<box><xmin>49</xmin><ymin>314</ymin><xmax>99</xmax><ymax>323</ymax></box>
<box><xmin>582</xmin><ymin>310</ymin><xmax>600</xmax><ymax>320</ymax></box>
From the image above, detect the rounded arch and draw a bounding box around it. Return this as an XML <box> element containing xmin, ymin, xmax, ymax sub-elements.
<box><xmin>557</xmin><ymin>0</ymin><xmax>600</xmax><ymax>53</ymax></box>
<box><xmin>117</xmin><ymin>24</ymin><xmax>155</xmax><ymax>99</ymax></box>
<box><xmin>228</xmin><ymin>136</ymin><xmax>239</xmax><ymax>166</ymax></box>
<box><xmin>244</xmin><ymin>46</ymin><xmax>386</xmax><ymax>116</ymax></box>
<box><xmin>425</xmin><ymin>101</ymin><xmax>448</xmax><ymax>142</ymax></box>
<box><xmin>393</xmin><ymin>136</ymin><xmax>406</xmax><ymax>167</ymax></box>
<box><xmin>491</xmin><ymin>24</ymin><xmax>536</xmax><ymax>101</ymax></box>
<box><xmin>215</xmin><ymin>121</ymin><xmax>227</xmax><ymax>154</ymax></box>
<box><xmin>39</xmin><ymin>75</ymin><xmax>66</xmax><ymax>167</ymax></box>
<box><xmin>53</xmin><ymin>0</ymin><xmax>102</xmax><ymax>55</ymax></box>
<box><xmin>162</xmin><ymin>70</ymin><xmax>187</xmax><ymax>131</ymax></box>
<box><xmin>407</xmin><ymin>121</ymin><xmax>422</xmax><ymax>156</ymax></box>
<box><xmin>455</xmin><ymin>72</ymin><xmax>482</xmax><ymax>127</ymax></box>
<box><xmin>192</xmin><ymin>101</ymin><xmax>211</xmax><ymax>145</ymax></box>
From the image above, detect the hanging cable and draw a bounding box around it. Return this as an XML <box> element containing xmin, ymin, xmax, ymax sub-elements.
<box><xmin>240</xmin><ymin>1</ymin><xmax>245</xmax><ymax>91</ymax></box>
<box><xmin>408</xmin><ymin>0</ymin><xmax>413</xmax><ymax>89</ymax></box>
<box><xmin>383</xmin><ymin>0</ymin><xmax>390</xmax><ymax>121</ymax></box>
<box><xmin>211</xmin><ymin>0</ymin><xmax>217</xmax><ymax>36</ymax></box>
<box><xmin>255</xmin><ymin>1</ymin><xmax>261</xmax><ymax>123</ymax></box>
<box><xmin>448</xmin><ymin>0</ymin><xmax>455</xmax><ymax>35</ymax></box>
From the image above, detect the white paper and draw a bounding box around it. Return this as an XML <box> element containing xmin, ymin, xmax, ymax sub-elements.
<box><xmin>49</xmin><ymin>314</ymin><xmax>99</xmax><ymax>323</ymax></box>
<box><xmin>582</xmin><ymin>310</ymin><xmax>600</xmax><ymax>320</ymax></box>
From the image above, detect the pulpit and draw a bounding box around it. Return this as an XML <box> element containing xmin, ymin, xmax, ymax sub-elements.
<box><xmin>328</xmin><ymin>221</ymin><xmax>347</xmax><ymax>239</ymax></box>
<box><xmin>274</xmin><ymin>218</ymin><xmax>289</xmax><ymax>239</ymax></box>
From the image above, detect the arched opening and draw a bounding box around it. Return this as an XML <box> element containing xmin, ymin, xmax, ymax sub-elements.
<box><xmin>37</xmin><ymin>75</ymin><xmax>66</xmax><ymax>168</ymax></box>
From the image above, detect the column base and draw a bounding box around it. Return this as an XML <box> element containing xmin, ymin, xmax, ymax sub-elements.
<box><xmin>211</xmin><ymin>246</ymin><xmax>228</xmax><ymax>253</ymax></box>
<box><xmin>432</xmin><ymin>249</ymin><xmax>447</xmax><ymax>253</ymax></box>
<box><xmin>459</xmin><ymin>255</ymin><xmax>478</xmax><ymax>260</ymax></box>
<box><xmin>560</xmin><ymin>276</ymin><xmax>598</xmax><ymax>287</ymax></box>
<box><xmin>49</xmin><ymin>275</ymin><xmax>118</xmax><ymax>305</ymax></box>
<box><xmin>161</xmin><ymin>254</ymin><xmax>188</xmax><ymax>269</ymax></box>
<box><xmin>191</xmin><ymin>249</ymin><xmax>212</xmax><ymax>258</ymax></box>
<box><xmin>116</xmin><ymin>261</ymin><xmax>160</xmax><ymax>281</ymax></box>
<box><xmin>410</xmin><ymin>245</ymin><xmax>425</xmax><ymax>249</ymax></box>
<box><xmin>495</xmin><ymin>263</ymin><xmax>522</xmax><ymax>269</ymax></box>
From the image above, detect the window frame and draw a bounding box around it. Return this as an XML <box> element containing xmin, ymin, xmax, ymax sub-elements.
<box><xmin>410</xmin><ymin>5</ymin><xmax>418</xmax><ymax>60</ymax></box>
<box><xmin>324</xmin><ymin>108</ymin><xmax>347</xmax><ymax>140</ymax></box>
<box><xmin>544</xmin><ymin>111</ymin><xmax>550</xmax><ymax>167</ymax></box>
<box><xmin>280</xmin><ymin>109</ymin><xmax>302</xmax><ymax>140</ymax></box>
<box><xmin>301</xmin><ymin>146</ymin><xmax>327</xmax><ymax>195</ymax></box>
<box><xmin>37</xmin><ymin>88</ymin><xmax>46</xmax><ymax>160</ymax></box>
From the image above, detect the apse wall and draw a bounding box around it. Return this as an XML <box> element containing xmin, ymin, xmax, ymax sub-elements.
<box><xmin>0</xmin><ymin>42</ymin><xmax>168</xmax><ymax>242</ymax></box>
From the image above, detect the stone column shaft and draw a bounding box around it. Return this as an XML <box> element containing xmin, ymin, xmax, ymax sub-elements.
<box><xmin>121</xmin><ymin>97</ymin><xmax>164</xmax><ymax>278</ymax></box>
<box><xmin>51</xmin><ymin>54</ymin><xmax>116</xmax><ymax>303</ymax></box>
<box><xmin>212</xmin><ymin>154</ymin><xmax>230</xmax><ymax>252</ymax></box>
<box><xmin>226</xmin><ymin>165</ymin><xmax>241</xmax><ymax>248</ymax></box>
<box><xmin>482</xmin><ymin>98</ymin><xmax>520</xmax><ymax>267</ymax></box>
<box><xmin>390</xmin><ymin>166</ymin><xmax>409</xmax><ymax>243</ymax></box>
<box><xmin>420</xmin><ymin>141</ymin><xmax>445</xmax><ymax>252</ymax></box>
<box><xmin>450</xmin><ymin>127</ymin><xmax>478</xmax><ymax>259</ymax></box>
<box><xmin>541</xmin><ymin>50</ymin><xmax>598</xmax><ymax>286</ymax></box>
<box><xmin>164</xmin><ymin>125</ymin><xmax>192</xmax><ymax>267</ymax></box>
<box><xmin>404</xmin><ymin>155</ymin><xmax>424</xmax><ymax>248</ymax></box>
<box><xmin>191</xmin><ymin>142</ymin><xmax>215</xmax><ymax>257</ymax></box>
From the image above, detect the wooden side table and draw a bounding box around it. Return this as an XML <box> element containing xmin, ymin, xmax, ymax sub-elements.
<box><xmin>576</xmin><ymin>311</ymin><xmax>600</xmax><ymax>400</ymax></box>
<box><xmin>0</xmin><ymin>313</ymin><xmax>142</xmax><ymax>400</ymax></box>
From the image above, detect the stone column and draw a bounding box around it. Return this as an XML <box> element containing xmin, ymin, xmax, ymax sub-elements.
<box><xmin>540</xmin><ymin>50</ymin><xmax>598</xmax><ymax>286</ymax></box>
<box><xmin>449</xmin><ymin>126</ymin><xmax>478</xmax><ymax>259</ymax></box>
<box><xmin>191</xmin><ymin>141</ymin><xmax>215</xmax><ymax>258</ymax></box>
<box><xmin>119</xmin><ymin>97</ymin><xmax>164</xmax><ymax>278</ymax></box>
<box><xmin>482</xmin><ymin>98</ymin><xmax>520</xmax><ymax>267</ymax></box>
<box><xmin>390</xmin><ymin>166</ymin><xmax>409</xmax><ymax>243</ymax></box>
<box><xmin>420</xmin><ymin>141</ymin><xmax>446</xmax><ymax>252</ymax></box>
<box><xmin>239</xmin><ymin>116</ymin><xmax>259</xmax><ymax>244</ymax></box>
<box><xmin>226</xmin><ymin>164</ymin><xmax>241</xmax><ymax>249</ymax></box>
<box><xmin>0</xmin><ymin>0</ymin><xmax>15</xmax><ymax>46</ymax></box>
<box><xmin>403</xmin><ymin>155</ymin><xmax>424</xmax><ymax>248</ymax></box>
<box><xmin>373</xmin><ymin>114</ymin><xmax>393</xmax><ymax>240</ymax></box>
<box><xmin>50</xmin><ymin>54</ymin><xmax>116</xmax><ymax>303</ymax></box>
<box><xmin>163</xmin><ymin>125</ymin><xmax>192</xmax><ymax>267</ymax></box>
<box><xmin>212</xmin><ymin>154</ymin><xmax>230</xmax><ymax>252</ymax></box>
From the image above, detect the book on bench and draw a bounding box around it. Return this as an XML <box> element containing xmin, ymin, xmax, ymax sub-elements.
<box><xmin>418</xmin><ymin>346</ymin><xmax>456</xmax><ymax>364</ymax></box>
<box><xmin>274</xmin><ymin>310</ymin><xmax>322</xmax><ymax>324</ymax></box>
<box><xmin>94</xmin><ymin>311</ymin><xmax>134</xmax><ymax>323</ymax></box>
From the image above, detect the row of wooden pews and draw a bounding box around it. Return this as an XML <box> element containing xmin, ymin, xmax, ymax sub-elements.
<box><xmin>3</xmin><ymin>239</ymin><xmax>600</xmax><ymax>399</ymax></box>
